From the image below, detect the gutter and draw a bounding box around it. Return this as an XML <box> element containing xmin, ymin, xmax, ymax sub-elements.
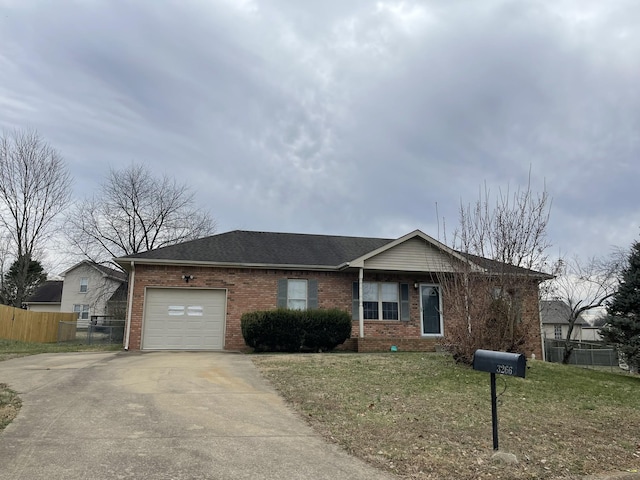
<box><xmin>114</xmin><ymin>258</ymin><xmax>345</xmax><ymax>272</ymax></box>
<box><xmin>124</xmin><ymin>261</ymin><xmax>135</xmax><ymax>351</ymax></box>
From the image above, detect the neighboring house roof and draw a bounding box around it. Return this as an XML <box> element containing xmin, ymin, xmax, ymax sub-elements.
<box><xmin>25</xmin><ymin>280</ymin><xmax>63</xmax><ymax>304</ymax></box>
<box><xmin>540</xmin><ymin>300</ymin><xmax>589</xmax><ymax>326</ymax></box>
<box><xmin>60</xmin><ymin>260</ymin><xmax>127</xmax><ymax>282</ymax></box>
<box><xmin>114</xmin><ymin>229</ymin><xmax>550</xmax><ymax>278</ymax></box>
<box><xmin>108</xmin><ymin>282</ymin><xmax>129</xmax><ymax>303</ymax></box>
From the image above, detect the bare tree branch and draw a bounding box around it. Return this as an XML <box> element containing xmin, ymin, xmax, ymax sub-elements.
<box><xmin>439</xmin><ymin>174</ymin><xmax>552</xmax><ymax>364</ymax></box>
<box><xmin>546</xmin><ymin>254</ymin><xmax>621</xmax><ymax>363</ymax></box>
<box><xmin>66</xmin><ymin>162</ymin><xmax>216</xmax><ymax>267</ymax></box>
<box><xmin>0</xmin><ymin>129</ymin><xmax>71</xmax><ymax>306</ymax></box>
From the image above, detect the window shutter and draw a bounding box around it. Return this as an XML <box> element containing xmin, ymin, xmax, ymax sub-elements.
<box><xmin>307</xmin><ymin>279</ymin><xmax>318</xmax><ymax>309</ymax></box>
<box><xmin>277</xmin><ymin>279</ymin><xmax>288</xmax><ymax>308</ymax></box>
<box><xmin>352</xmin><ymin>282</ymin><xmax>359</xmax><ymax>320</ymax></box>
<box><xmin>400</xmin><ymin>283</ymin><xmax>410</xmax><ymax>321</ymax></box>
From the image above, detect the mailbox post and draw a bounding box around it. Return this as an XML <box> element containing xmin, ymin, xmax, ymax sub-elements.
<box><xmin>472</xmin><ymin>349</ymin><xmax>526</xmax><ymax>451</ymax></box>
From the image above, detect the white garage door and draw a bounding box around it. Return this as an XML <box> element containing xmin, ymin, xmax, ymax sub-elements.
<box><xmin>142</xmin><ymin>288</ymin><xmax>226</xmax><ymax>350</ymax></box>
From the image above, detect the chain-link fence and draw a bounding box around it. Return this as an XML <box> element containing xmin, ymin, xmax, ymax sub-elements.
<box><xmin>58</xmin><ymin>317</ymin><xmax>125</xmax><ymax>345</ymax></box>
<box><xmin>87</xmin><ymin>316</ymin><xmax>125</xmax><ymax>345</ymax></box>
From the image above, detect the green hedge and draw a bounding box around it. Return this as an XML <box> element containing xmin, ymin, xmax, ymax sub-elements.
<box><xmin>241</xmin><ymin>309</ymin><xmax>352</xmax><ymax>353</ymax></box>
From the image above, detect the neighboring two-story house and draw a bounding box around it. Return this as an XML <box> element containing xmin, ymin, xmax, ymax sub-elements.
<box><xmin>26</xmin><ymin>261</ymin><xmax>127</xmax><ymax>328</ymax></box>
<box><xmin>540</xmin><ymin>300</ymin><xmax>588</xmax><ymax>341</ymax></box>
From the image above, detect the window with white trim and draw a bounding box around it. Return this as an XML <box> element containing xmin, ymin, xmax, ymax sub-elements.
<box><xmin>554</xmin><ymin>325</ymin><xmax>562</xmax><ymax>340</ymax></box>
<box><xmin>287</xmin><ymin>279</ymin><xmax>308</xmax><ymax>310</ymax></box>
<box><xmin>277</xmin><ymin>278</ymin><xmax>318</xmax><ymax>310</ymax></box>
<box><xmin>363</xmin><ymin>282</ymin><xmax>399</xmax><ymax>320</ymax></box>
<box><xmin>73</xmin><ymin>304</ymin><xmax>90</xmax><ymax>320</ymax></box>
<box><xmin>79</xmin><ymin>277</ymin><xmax>88</xmax><ymax>293</ymax></box>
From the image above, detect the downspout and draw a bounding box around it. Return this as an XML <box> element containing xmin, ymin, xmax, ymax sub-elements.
<box><xmin>358</xmin><ymin>268</ymin><xmax>364</xmax><ymax>338</ymax></box>
<box><xmin>538</xmin><ymin>296</ymin><xmax>545</xmax><ymax>362</ymax></box>
<box><xmin>124</xmin><ymin>261</ymin><xmax>135</xmax><ymax>351</ymax></box>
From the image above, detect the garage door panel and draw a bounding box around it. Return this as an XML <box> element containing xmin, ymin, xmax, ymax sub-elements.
<box><xmin>142</xmin><ymin>288</ymin><xmax>226</xmax><ymax>350</ymax></box>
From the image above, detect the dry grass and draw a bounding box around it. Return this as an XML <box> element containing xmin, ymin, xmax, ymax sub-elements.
<box><xmin>0</xmin><ymin>383</ymin><xmax>21</xmax><ymax>431</ymax></box>
<box><xmin>253</xmin><ymin>352</ymin><xmax>640</xmax><ymax>479</ymax></box>
<box><xmin>0</xmin><ymin>338</ymin><xmax>121</xmax><ymax>362</ymax></box>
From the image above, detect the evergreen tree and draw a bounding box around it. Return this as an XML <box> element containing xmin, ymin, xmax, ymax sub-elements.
<box><xmin>0</xmin><ymin>256</ymin><xmax>47</xmax><ymax>308</ymax></box>
<box><xmin>601</xmin><ymin>240</ymin><xmax>640</xmax><ymax>372</ymax></box>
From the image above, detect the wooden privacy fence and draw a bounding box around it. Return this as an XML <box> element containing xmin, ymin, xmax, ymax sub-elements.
<box><xmin>0</xmin><ymin>304</ymin><xmax>78</xmax><ymax>343</ymax></box>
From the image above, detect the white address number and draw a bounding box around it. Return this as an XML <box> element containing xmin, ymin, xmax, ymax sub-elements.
<box><xmin>495</xmin><ymin>364</ymin><xmax>513</xmax><ymax>375</ymax></box>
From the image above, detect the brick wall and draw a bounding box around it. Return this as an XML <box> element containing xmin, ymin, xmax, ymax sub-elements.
<box><xmin>126</xmin><ymin>265</ymin><xmax>542</xmax><ymax>357</ymax></box>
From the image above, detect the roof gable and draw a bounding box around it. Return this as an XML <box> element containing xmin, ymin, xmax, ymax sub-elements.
<box><xmin>61</xmin><ymin>260</ymin><xmax>127</xmax><ymax>282</ymax></box>
<box><xmin>349</xmin><ymin>230</ymin><xmax>475</xmax><ymax>272</ymax></box>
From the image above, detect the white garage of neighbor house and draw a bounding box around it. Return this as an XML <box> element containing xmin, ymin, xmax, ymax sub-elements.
<box><xmin>142</xmin><ymin>288</ymin><xmax>226</xmax><ymax>350</ymax></box>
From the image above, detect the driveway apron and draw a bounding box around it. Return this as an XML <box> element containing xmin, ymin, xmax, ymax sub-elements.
<box><xmin>0</xmin><ymin>352</ymin><xmax>394</xmax><ymax>480</ymax></box>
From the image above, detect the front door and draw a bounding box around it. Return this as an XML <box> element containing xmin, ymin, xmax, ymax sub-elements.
<box><xmin>420</xmin><ymin>285</ymin><xmax>442</xmax><ymax>336</ymax></box>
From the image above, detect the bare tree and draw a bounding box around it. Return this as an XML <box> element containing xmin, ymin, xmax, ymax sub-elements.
<box><xmin>438</xmin><ymin>175</ymin><xmax>552</xmax><ymax>364</ymax></box>
<box><xmin>548</xmin><ymin>255</ymin><xmax>621</xmax><ymax>363</ymax></box>
<box><xmin>0</xmin><ymin>129</ymin><xmax>71</xmax><ymax>306</ymax></box>
<box><xmin>66</xmin><ymin>163</ymin><xmax>216</xmax><ymax>266</ymax></box>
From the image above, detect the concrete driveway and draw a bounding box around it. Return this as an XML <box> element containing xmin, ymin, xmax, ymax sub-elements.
<box><xmin>0</xmin><ymin>352</ymin><xmax>394</xmax><ymax>480</ymax></box>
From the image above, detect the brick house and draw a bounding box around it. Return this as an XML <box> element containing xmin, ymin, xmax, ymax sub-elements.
<box><xmin>114</xmin><ymin>230</ymin><xmax>547</xmax><ymax>356</ymax></box>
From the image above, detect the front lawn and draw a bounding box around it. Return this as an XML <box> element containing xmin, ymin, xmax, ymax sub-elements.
<box><xmin>253</xmin><ymin>353</ymin><xmax>640</xmax><ymax>479</ymax></box>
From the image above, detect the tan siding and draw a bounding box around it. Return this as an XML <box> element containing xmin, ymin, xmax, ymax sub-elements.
<box><xmin>25</xmin><ymin>304</ymin><xmax>61</xmax><ymax>313</ymax></box>
<box><xmin>364</xmin><ymin>238</ymin><xmax>458</xmax><ymax>272</ymax></box>
<box><xmin>60</xmin><ymin>264</ymin><xmax>123</xmax><ymax>328</ymax></box>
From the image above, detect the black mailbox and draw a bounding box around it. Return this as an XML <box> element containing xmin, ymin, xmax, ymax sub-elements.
<box><xmin>473</xmin><ymin>349</ymin><xmax>526</xmax><ymax>378</ymax></box>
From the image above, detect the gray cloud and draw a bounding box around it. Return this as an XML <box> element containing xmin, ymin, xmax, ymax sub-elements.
<box><xmin>1</xmin><ymin>0</ymin><xmax>638</xmax><ymax>266</ymax></box>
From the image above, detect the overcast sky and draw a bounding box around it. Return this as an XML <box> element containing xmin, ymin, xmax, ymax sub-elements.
<box><xmin>1</xmin><ymin>0</ymin><xmax>639</xmax><ymax>270</ymax></box>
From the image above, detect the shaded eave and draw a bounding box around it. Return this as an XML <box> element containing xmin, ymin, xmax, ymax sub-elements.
<box><xmin>23</xmin><ymin>301</ymin><xmax>62</xmax><ymax>305</ymax></box>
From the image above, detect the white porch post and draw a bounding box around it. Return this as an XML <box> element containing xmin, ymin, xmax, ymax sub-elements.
<box><xmin>358</xmin><ymin>268</ymin><xmax>364</xmax><ymax>338</ymax></box>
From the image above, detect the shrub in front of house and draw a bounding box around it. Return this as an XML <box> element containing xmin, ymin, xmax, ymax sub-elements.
<box><xmin>241</xmin><ymin>309</ymin><xmax>304</xmax><ymax>352</ymax></box>
<box><xmin>241</xmin><ymin>308</ymin><xmax>352</xmax><ymax>353</ymax></box>
<box><xmin>299</xmin><ymin>309</ymin><xmax>352</xmax><ymax>352</ymax></box>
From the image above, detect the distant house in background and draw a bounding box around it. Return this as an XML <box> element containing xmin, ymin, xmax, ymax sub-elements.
<box><xmin>59</xmin><ymin>261</ymin><xmax>128</xmax><ymax>328</ymax></box>
<box><xmin>581</xmin><ymin>325</ymin><xmax>604</xmax><ymax>342</ymax></box>
<box><xmin>26</xmin><ymin>261</ymin><xmax>127</xmax><ymax>328</ymax></box>
<box><xmin>24</xmin><ymin>280</ymin><xmax>63</xmax><ymax>312</ymax></box>
<box><xmin>541</xmin><ymin>300</ymin><xmax>589</xmax><ymax>341</ymax></box>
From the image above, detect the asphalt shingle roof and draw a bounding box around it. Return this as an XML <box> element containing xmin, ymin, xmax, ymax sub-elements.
<box><xmin>93</xmin><ymin>263</ymin><xmax>128</xmax><ymax>281</ymax></box>
<box><xmin>116</xmin><ymin>230</ymin><xmax>550</xmax><ymax>279</ymax></box>
<box><xmin>462</xmin><ymin>253</ymin><xmax>552</xmax><ymax>278</ymax></box>
<box><xmin>26</xmin><ymin>280</ymin><xmax>63</xmax><ymax>303</ymax></box>
<box><xmin>540</xmin><ymin>300</ymin><xmax>589</xmax><ymax>326</ymax></box>
<box><xmin>108</xmin><ymin>282</ymin><xmax>129</xmax><ymax>302</ymax></box>
<box><xmin>120</xmin><ymin>230</ymin><xmax>394</xmax><ymax>266</ymax></box>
